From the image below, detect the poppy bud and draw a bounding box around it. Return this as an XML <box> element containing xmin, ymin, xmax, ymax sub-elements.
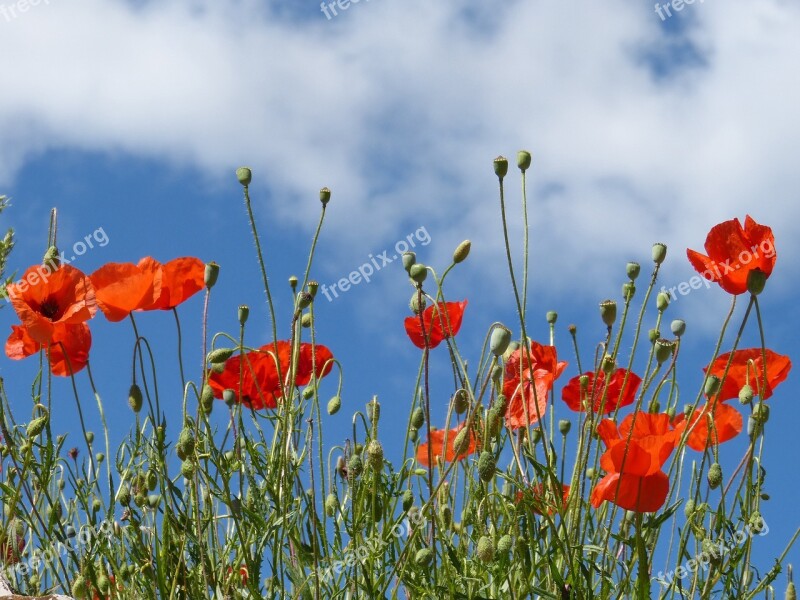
<box><xmin>204</xmin><ymin>261</ymin><xmax>219</xmax><ymax>289</ymax></box>
<box><xmin>223</xmin><ymin>388</ymin><xmax>237</xmax><ymax>406</ymax></box>
<box><xmin>452</xmin><ymin>390</ymin><xmax>469</xmax><ymax>414</ymax></box>
<box><xmin>236</xmin><ymin>167</ymin><xmax>252</xmax><ymax>186</ymax></box>
<box><xmin>409</xmin><ymin>263</ymin><xmax>427</xmax><ymax>284</ymax></box>
<box><xmin>327</xmin><ymin>395</ymin><xmax>341</xmax><ymax>415</ymax></box>
<box><xmin>684</xmin><ymin>499</ymin><xmax>695</xmax><ymax>518</ymax></box>
<box><xmin>497</xmin><ymin>534</ymin><xmax>512</xmax><ymax>557</ymax></box>
<box><xmin>707</xmin><ymin>463</ymin><xmax>723</xmax><ymax>489</ymax></box>
<box><xmin>27</xmin><ymin>415</ymin><xmax>48</xmax><ymax>438</ymax></box>
<box><xmin>296</xmin><ymin>291</ymin><xmax>313</xmax><ymax>310</ymax></box>
<box><xmin>477</xmin><ymin>536</ymin><xmax>495</xmax><ymax>563</ymax></box>
<box><xmin>128</xmin><ymin>383</ymin><xmax>143</xmax><ymax>413</ymax></box>
<box><xmin>747</xmin><ymin>268</ymin><xmax>767</xmax><ymax>296</ymax></box>
<box><xmin>200</xmin><ymin>384</ymin><xmax>214</xmax><ymax>414</ymax></box>
<box><xmin>453</xmin><ymin>240</ymin><xmax>471</xmax><ymax>264</ymax></box>
<box><xmin>477</xmin><ymin>451</ymin><xmax>496</xmax><ymax>482</ymax></box>
<box><xmin>495</xmin><ymin>394</ymin><xmax>508</xmax><ymax>413</ymax></box>
<box><xmin>652</xmin><ymin>242</ymin><xmax>668</xmax><ymax>265</ymax></box>
<box><xmin>493</xmin><ymin>156</ymin><xmax>509</xmax><ymax>179</ymax></box>
<box><xmin>86</xmin><ymin>431</ymin><xmax>95</xmax><ymax>445</ymax></box>
<box><xmin>347</xmin><ymin>454</ymin><xmax>363</xmax><ymax>481</ymax></box>
<box><xmin>325</xmin><ymin>493</ymin><xmax>338</xmax><ymax>517</ymax></box>
<box><xmin>486</xmin><ymin>405</ymin><xmax>502</xmax><ymax>438</ymax></box>
<box><xmin>402</xmin><ymin>251</ymin><xmax>416</xmax><ymax>273</ymax></box>
<box><xmin>787</xmin><ymin>581</ymin><xmax>797</xmax><ymax>600</ymax></box>
<box><xmin>558</xmin><ymin>419</ymin><xmax>571</xmax><ymax>435</ymax></box>
<box><xmin>586</xmin><ymin>467</ymin><xmax>596</xmax><ymax>479</ymax></box>
<box><xmin>452</xmin><ymin>427</ymin><xmax>471</xmax><ymax>457</ymax></box>
<box><xmin>626</xmin><ymin>262</ymin><xmax>640</xmax><ymax>281</ymax></box>
<box><xmin>738</xmin><ymin>384</ymin><xmax>754</xmax><ymax>405</ymax></box>
<box><xmin>415</xmin><ymin>548</ymin><xmax>433</xmax><ymax>566</ymax></box>
<box><xmin>238</xmin><ymin>305</ymin><xmax>249</xmax><ymax>325</ymax></box>
<box><xmin>649</xmin><ymin>328</ymin><xmax>660</xmax><ymax>344</ymax></box>
<box><xmin>181</xmin><ymin>460</ymin><xmax>196</xmax><ymax>479</ymax></box>
<box><xmin>704</xmin><ymin>375</ymin><xmax>721</xmax><ymax>396</ymax></box>
<box><xmin>319</xmin><ymin>187</ymin><xmax>331</xmax><ymax>206</ymax></box>
<box><xmin>301</xmin><ymin>313</ymin><xmax>312</xmax><ymax>328</ymax></box>
<box><xmin>367</xmin><ymin>398</ymin><xmax>380</xmax><ymax>424</ymax></box>
<box><xmin>671</xmin><ymin>319</ymin><xmax>686</xmax><ymax>337</ymax></box>
<box><xmin>546</xmin><ymin>310</ymin><xmax>557</xmax><ymax>325</ymax></box>
<box><xmin>409</xmin><ymin>292</ymin><xmax>426</xmax><ymax>315</ymax></box>
<box><xmin>207</xmin><ymin>348</ymin><xmax>235</xmax><ymax>364</ymax></box>
<box><xmin>490</xmin><ymin>326</ymin><xmax>512</xmax><ymax>357</ymax></box>
<box><xmin>72</xmin><ymin>576</ymin><xmax>88</xmax><ymax>598</ymax></box>
<box><xmin>43</xmin><ymin>245</ymin><xmax>60</xmax><ymax>270</ymax></box>
<box><xmin>491</xmin><ymin>364</ymin><xmax>503</xmax><ymax>383</ymax></box>
<box><xmin>439</xmin><ymin>503</ymin><xmax>452</xmax><ymax>527</ymax></box>
<box><xmin>622</xmin><ymin>282</ymin><xmax>636</xmax><ymax>302</ymax></box>
<box><xmin>517</xmin><ymin>150</ymin><xmax>532</xmax><ymax>172</ymax></box>
<box><xmin>503</xmin><ymin>340</ymin><xmax>519</xmax><ymax>363</ymax></box>
<box><xmin>601</xmin><ymin>355</ymin><xmax>615</xmax><ymax>374</ymax></box>
<box><xmin>302</xmin><ymin>385</ymin><xmax>316</xmax><ymax>400</ymax></box>
<box><xmin>367</xmin><ymin>440</ymin><xmax>384</xmax><ymax>470</ymax></box>
<box><xmin>409</xmin><ymin>428</ymin><xmax>418</xmax><ymax>442</ymax></box>
<box><xmin>656</xmin><ymin>291</ymin><xmax>670</xmax><ymax>312</ymax></box>
<box><xmin>530</xmin><ymin>427</ymin><xmax>542</xmax><ymax>444</ymax></box>
<box><xmin>410</xmin><ymin>407</ymin><xmax>425</xmax><ymax>429</ymax></box>
<box><xmin>752</xmin><ymin>402</ymin><xmax>770</xmax><ymax>424</ymax></box>
<box><xmin>599</xmin><ymin>300</ymin><xmax>617</xmax><ymax>327</ymax></box>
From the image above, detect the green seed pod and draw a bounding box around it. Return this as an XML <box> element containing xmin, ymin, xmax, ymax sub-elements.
<box><xmin>92</xmin><ymin>498</ymin><xmax>102</xmax><ymax>513</ymax></box>
<box><xmin>128</xmin><ymin>383</ymin><xmax>144</xmax><ymax>413</ymax></box>
<box><xmin>366</xmin><ymin>440</ymin><xmax>384</xmax><ymax>470</ymax></box>
<box><xmin>410</xmin><ymin>407</ymin><xmax>425</xmax><ymax>429</ymax></box>
<box><xmin>402</xmin><ymin>251</ymin><xmax>416</xmax><ymax>273</ymax></box>
<box><xmin>626</xmin><ymin>262</ymin><xmax>641</xmax><ymax>281</ymax></box>
<box><xmin>301</xmin><ymin>312</ymin><xmax>313</xmax><ymax>328</ymax></box>
<box><xmin>753</xmin><ymin>403</ymin><xmax>770</xmax><ymax>424</ymax></box>
<box><xmin>586</xmin><ymin>467</ymin><xmax>596</xmax><ymax>479</ymax></box>
<box><xmin>517</xmin><ymin>150</ymin><xmax>532</xmax><ymax>172</ymax></box>
<box><xmin>477</xmin><ymin>451</ymin><xmax>496</xmax><ymax>482</ymax></box>
<box><xmin>409</xmin><ymin>263</ymin><xmax>427</xmax><ymax>284</ymax></box>
<box><xmin>223</xmin><ymin>388</ymin><xmax>237</xmax><ymax>406</ymax></box>
<box><xmin>117</xmin><ymin>488</ymin><xmax>131</xmax><ymax>505</ymax></box>
<box><xmin>671</xmin><ymin>319</ymin><xmax>686</xmax><ymax>337</ymax></box>
<box><xmin>747</xmin><ymin>268</ymin><xmax>767</xmax><ymax>296</ymax></box>
<box><xmin>238</xmin><ymin>305</ymin><xmax>250</xmax><ymax>325</ymax></box>
<box><xmin>85</xmin><ymin>431</ymin><xmax>95</xmax><ymax>445</ymax></box>
<box><xmin>409</xmin><ymin>292</ymin><xmax>426</xmax><ymax>315</ymax></box>
<box><xmin>453</xmin><ymin>240</ymin><xmax>471</xmax><ymax>264</ymax></box>
<box><xmin>558</xmin><ymin>419</ymin><xmax>571</xmax><ymax>435</ymax></box>
<box><xmin>181</xmin><ymin>460</ymin><xmax>196</xmax><ymax>479</ymax></box>
<box><xmin>622</xmin><ymin>282</ymin><xmax>636</xmax><ymax>301</ymax></box>
<box><xmin>236</xmin><ymin>167</ymin><xmax>252</xmax><ymax>186</ymax></box>
<box><xmin>296</xmin><ymin>291</ymin><xmax>313</xmax><ymax>310</ymax></box>
<box><xmin>452</xmin><ymin>390</ymin><xmax>469</xmax><ymax>414</ymax></box>
<box><xmin>307</xmin><ymin>280</ymin><xmax>319</xmax><ymax>298</ymax></box>
<box><xmin>739</xmin><ymin>384</ymin><xmax>754</xmax><ymax>405</ymax></box>
<box><xmin>204</xmin><ymin>261</ymin><xmax>220</xmax><ymax>289</ymax></box>
<box><xmin>415</xmin><ymin>548</ymin><xmax>433</xmax><ymax>566</ymax></box>
<box><xmin>704</xmin><ymin>375</ymin><xmax>721</xmax><ymax>397</ymax></box>
<box><xmin>348</xmin><ymin>454</ymin><xmax>363</xmax><ymax>480</ymax></box>
<box><xmin>95</xmin><ymin>452</ymin><xmax>105</xmax><ymax>464</ymax></box>
<box><xmin>147</xmin><ymin>470</ymin><xmax>158</xmax><ymax>491</ymax></box>
<box><xmin>319</xmin><ymin>187</ymin><xmax>331</xmax><ymax>206</ymax></box>
<box><xmin>207</xmin><ymin>348</ymin><xmax>235</xmax><ymax>364</ymax></box>
<box><xmin>402</xmin><ymin>490</ymin><xmax>414</xmax><ymax>512</ymax></box>
<box><xmin>490</xmin><ymin>326</ymin><xmax>512</xmax><ymax>357</ymax></box>
<box><xmin>147</xmin><ymin>494</ymin><xmax>161</xmax><ymax>509</ymax></box>
<box><xmin>654</xmin><ymin>339</ymin><xmax>677</xmax><ymax>365</ymax></box>
<box><xmin>652</xmin><ymin>242</ymin><xmax>668</xmax><ymax>265</ymax></box>
<box><xmin>493</xmin><ymin>156</ymin><xmax>509</xmax><ymax>179</ymax></box>
<box><xmin>477</xmin><ymin>536</ymin><xmax>495</xmax><ymax>563</ymax></box>
<box><xmin>599</xmin><ymin>300</ymin><xmax>617</xmax><ymax>327</ymax></box>
<box><xmin>325</xmin><ymin>493</ymin><xmax>338</xmax><ymax>517</ymax></box>
<box><xmin>491</xmin><ymin>364</ymin><xmax>503</xmax><ymax>382</ymax></box>
<box><xmin>707</xmin><ymin>463</ymin><xmax>722</xmax><ymax>489</ymax></box>
<box><xmin>409</xmin><ymin>428</ymin><xmax>418</xmax><ymax>442</ymax></box>
<box><xmin>648</xmin><ymin>328</ymin><xmax>660</xmax><ymax>344</ymax></box>
<box><xmin>656</xmin><ymin>291</ymin><xmax>670</xmax><ymax>312</ymax></box>
<box><xmin>327</xmin><ymin>396</ymin><xmax>341</xmax><ymax>415</ymax></box>
<box><xmin>601</xmin><ymin>355</ymin><xmax>615</xmax><ymax>374</ymax></box>
<box><xmin>546</xmin><ymin>310</ymin><xmax>558</xmax><ymax>324</ymax></box>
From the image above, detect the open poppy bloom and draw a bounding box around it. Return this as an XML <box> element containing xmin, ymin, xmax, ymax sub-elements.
<box><xmin>416</xmin><ymin>421</ymin><xmax>477</xmax><ymax>467</ymax></box>
<box><xmin>515</xmin><ymin>481</ymin><xmax>570</xmax><ymax>516</ymax></box>
<box><xmin>137</xmin><ymin>257</ymin><xmax>205</xmax><ymax>310</ymax></box>
<box><xmin>6</xmin><ymin>322</ymin><xmax>92</xmax><ymax>376</ymax></box>
<box><xmin>687</xmin><ymin>215</ymin><xmax>776</xmax><ymax>295</ymax></box>
<box><xmin>6</xmin><ymin>264</ymin><xmax>96</xmax><ymax>344</ymax></box>
<box><xmin>590</xmin><ymin>412</ymin><xmax>678</xmax><ymax>512</ymax></box>
<box><xmin>404</xmin><ymin>300</ymin><xmax>467</xmax><ymax>349</ymax></box>
<box><xmin>704</xmin><ymin>348</ymin><xmax>791</xmax><ymax>402</ymax></box>
<box><xmin>503</xmin><ymin>341</ymin><xmax>568</xmax><ymax>429</ymax></box>
<box><xmin>90</xmin><ymin>262</ymin><xmax>161</xmax><ymax>321</ymax></box>
<box><xmin>672</xmin><ymin>402</ymin><xmax>742</xmax><ymax>451</ymax></box>
<box><xmin>208</xmin><ymin>341</ymin><xmax>334</xmax><ymax>409</ymax></box>
<box><xmin>562</xmin><ymin>368</ymin><xmax>641</xmax><ymax>415</ymax></box>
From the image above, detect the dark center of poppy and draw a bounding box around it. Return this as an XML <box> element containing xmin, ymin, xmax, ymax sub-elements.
<box><xmin>39</xmin><ymin>297</ymin><xmax>61</xmax><ymax>320</ymax></box>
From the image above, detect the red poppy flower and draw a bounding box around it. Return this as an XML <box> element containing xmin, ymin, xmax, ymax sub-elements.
<box><xmin>672</xmin><ymin>402</ymin><xmax>743</xmax><ymax>451</ymax></box>
<box><xmin>591</xmin><ymin>412</ymin><xmax>677</xmax><ymax>512</ymax></box>
<box><xmin>687</xmin><ymin>215</ymin><xmax>776</xmax><ymax>295</ymax></box>
<box><xmin>704</xmin><ymin>348</ymin><xmax>791</xmax><ymax>402</ymax></box>
<box><xmin>6</xmin><ymin>264</ymin><xmax>96</xmax><ymax>344</ymax></box>
<box><xmin>227</xmin><ymin>565</ymin><xmax>249</xmax><ymax>587</ymax></box>
<box><xmin>404</xmin><ymin>300</ymin><xmax>467</xmax><ymax>349</ymax></box>
<box><xmin>90</xmin><ymin>262</ymin><xmax>161</xmax><ymax>321</ymax></box>
<box><xmin>208</xmin><ymin>341</ymin><xmax>334</xmax><ymax>409</ymax></box>
<box><xmin>0</xmin><ymin>523</ymin><xmax>25</xmax><ymax>565</ymax></box>
<box><xmin>6</xmin><ymin>322</ymin><xmax>92</xmax><ymax>376</ymax></box>
<box><xmin>515</xmin><ymin>481</ymin><xmax>571</xmax><ymax>516</ymax></box>
<box><xmin>416</xmin><ymin>421</ymin><xmax>477</xmax><ymax>467</ymax></box>
<box><xmin>562</xmin><ymin>369</ymin><xmax>641</xmax><ymax>414</ymax></box>
<box><xmin>504</xmin><ymin>341</ymin><xmax>568</xmax><ymax>429</ymax></box>
<box><xmin>137</xmin><ymin>257</ymin><xmax>205</xmax><ymax>310</ymax></box>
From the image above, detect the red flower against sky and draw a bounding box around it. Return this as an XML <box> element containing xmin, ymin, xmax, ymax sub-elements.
<box><xmin>137</xmin><ymin>256</ymin><xmax>205</xmax><ymax>310</ymax></box>
<box><xmin>6</xmin><ymin>264</ymin><xmax>96</xmax><ymax>344</ymax></box>
<box><xmin>404</xmin><ymin>300</ymin><xmax>467</xmax><ymax>349</ymax></box>
<box><xmin>503</xmin><ymin>341</ymin><xmax>567</xmax><ymax>430</ymax></box>
<box><xmin>208</xmin><ymin>341</ymin><xmax>334</xmax><ymax>409</ymax></box>
<box><xmin>6</xmin><ymin>322</ymin><xmax>92</xmax><ymax>376</ymax></box>
<box><xmin>591</xmin><ymin>412</ymin><xmax>678</xmax><ymax>512</ymax></box>
<box><xmin>687</xmin><ymin>215</ymin><xmax>776</xmax><ymax>295</ymax></box>
<box><xmin>90</xmin><ymin>261</ymin><xmax>161</xmax><ymax>321</ymax></box>
<box><xmin>416</xmin><ymin>421</ymin><xmax>477</xmax><ymax>467</ymax></box>
<box><xmin>562</xmin><ymin>368</ymin><xmax>641</xmax><ymax>415</ymax></box>
<box><xmin>704</xmin><ymin>348</ymin><xmax>791</xmax><ymax>402</ymax></box>
<box><xmin>672</xmin><ymin>402</ymin><xmax>742</xmax><ymax>452</ymax></box>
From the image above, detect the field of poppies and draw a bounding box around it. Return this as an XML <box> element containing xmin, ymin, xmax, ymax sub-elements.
<box><xmin>0</xmin><ymin>156</ymin><xmax>795</xmax><ymax>599</ymax></box>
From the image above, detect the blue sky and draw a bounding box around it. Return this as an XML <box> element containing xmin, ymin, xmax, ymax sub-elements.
<box><xmin>0</xmin><ymin>0</ymin><xmax>798</xmax><ymax>588</ymax></box>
